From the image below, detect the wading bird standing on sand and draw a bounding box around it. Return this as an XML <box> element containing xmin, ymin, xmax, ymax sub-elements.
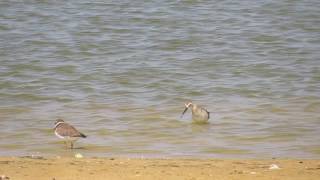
<box><xmin>181</xmin><ymin>102</ymin><xmax>210</xmax><ymax>123</ymax></box>
<box><xmin>54</xmin><ymin>119</ymin><xmax>87</xmax><ymax>149</ymax></box>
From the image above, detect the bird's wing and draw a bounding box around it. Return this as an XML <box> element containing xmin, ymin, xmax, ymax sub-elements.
<box><xmin>201</xmin><ymin>107</ymin><xmax>210</xmax><ymax>119</ymax></box>
<box><xmin>56</xmin><ymin>123</ymin><xmax>85</xmax><ymax>137</ymax></box>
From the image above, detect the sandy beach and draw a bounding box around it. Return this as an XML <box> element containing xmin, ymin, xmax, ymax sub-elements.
<box><xmin>0</xmin><ymin>157</ymin><xmax>319</xmax><ymax>180</ymax></box>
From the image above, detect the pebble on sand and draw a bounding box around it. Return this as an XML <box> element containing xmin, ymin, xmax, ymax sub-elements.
<box><xmin>0</xmin><ymin>175</ymin><xmax>10</xmax><ymax>180</ymax></box>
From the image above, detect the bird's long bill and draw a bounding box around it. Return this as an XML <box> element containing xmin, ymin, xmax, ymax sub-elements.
<box><xmin>181</xmin><ymin>107</ymin><xmax>188</xmax><ymax>118</ymax></box>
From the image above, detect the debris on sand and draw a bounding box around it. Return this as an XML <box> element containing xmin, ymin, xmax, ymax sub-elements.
<box><xmin>0</xmin><ymin>175</ymin><xmax>10</xmax><ymax>180</ymax></box>
<box><xmin>21</xmin><ymin>155</ymin><xmax>45</xmax><ymax>160</ymax></box>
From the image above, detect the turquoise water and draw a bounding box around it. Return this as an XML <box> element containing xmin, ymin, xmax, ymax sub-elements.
<box><xmin>0</xmin><ymin>0</ymin><xmax>319</xmax><ymax>158</ymax></box>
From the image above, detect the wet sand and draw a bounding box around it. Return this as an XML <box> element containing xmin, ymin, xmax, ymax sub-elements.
<box><xmin>0</xmin><ymin>157</ymin><xmax>319</xmax><ymax>180</ymax></box>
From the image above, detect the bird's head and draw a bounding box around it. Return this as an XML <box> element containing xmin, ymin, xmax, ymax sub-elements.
<box><xmin>181</xmin><ymin>102</ymin><xmax>193</xmax><ymax>118</ymax></box>
<box><xmin>185</xmin><ymin>102</ymin><xmax>193</xmax><ymax>108</ymax></box>
<box><xmin>54</xmin><ymin>119</ymin><xmax>65</xmax><ymax>126</ymax></box>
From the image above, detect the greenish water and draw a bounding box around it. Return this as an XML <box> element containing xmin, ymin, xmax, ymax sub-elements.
<box><xmin>0</xmin><ymin>0</ymin><xmax>319</xmax><ymax>158</ymax></box>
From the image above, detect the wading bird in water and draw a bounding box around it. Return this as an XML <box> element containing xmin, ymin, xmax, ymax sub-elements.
<box><xmin>181</xmin><ymin>102</ymin><xmax>210</xmax><ymax>123</ymax></box>
<box><xmin>54</xmin><ymin>119</ymin><xmax>87</xmax><ymax>149</ymax></box>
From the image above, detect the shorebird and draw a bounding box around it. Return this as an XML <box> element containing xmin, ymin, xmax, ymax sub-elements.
<box><xmin>54</xmin><ymin>119</ymin><xmax>87</xmax><ymax>149</ymax></box>
<box><xmin>181</xmin><ymin>102</ymin><xmax>210</xmax><ymax>123</ymax></box>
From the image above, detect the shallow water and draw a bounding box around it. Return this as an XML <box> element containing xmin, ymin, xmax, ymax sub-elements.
<box><xmin>0</xmin><ymin>0</ymin><xmax>319</xmax><ymax>158</ymax></box>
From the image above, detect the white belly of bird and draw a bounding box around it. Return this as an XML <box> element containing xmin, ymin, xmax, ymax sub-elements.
<box><xmin>55</xmin><ymin>131</ymin><xmax>79</xmax><ymax>141</ymax></box>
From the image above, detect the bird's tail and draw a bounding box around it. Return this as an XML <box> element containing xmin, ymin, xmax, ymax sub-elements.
<box><xmin>80</xmin><ymin>133</ymin><xmax>87</xmax><ymax>138</ymax></box>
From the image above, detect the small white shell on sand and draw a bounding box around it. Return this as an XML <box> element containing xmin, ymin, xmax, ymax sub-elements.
<box><xmin>75</xmin><ymin>153</ymin><xmax>83</xmax><ymax>158</ymax></box>
<box><xmin>269</xmin><ymin>164</ymin><xmax>280</xmax><ymax>170</ymax></box>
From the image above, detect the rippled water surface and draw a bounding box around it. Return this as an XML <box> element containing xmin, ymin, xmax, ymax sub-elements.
<box><xmin>0</xmin><ymin>0</ymin><xmax>319</xmax><ymax>158</ymax></box>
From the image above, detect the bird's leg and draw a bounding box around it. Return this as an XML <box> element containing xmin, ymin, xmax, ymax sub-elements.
<box><xmin>70</xmin><ymin>142</ymin><xmax>74</xmax><ymax>149</ymax></box>
<box><xmin>64</xmin><ymin>141</ymin><xmax>68</xmax><ymax>149</ymax></box>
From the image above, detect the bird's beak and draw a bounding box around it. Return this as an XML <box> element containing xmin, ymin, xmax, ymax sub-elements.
<box><xmin>181</xmin><ymin>107</ymin><xmax>188</xmax><ymax>118</ymax></box>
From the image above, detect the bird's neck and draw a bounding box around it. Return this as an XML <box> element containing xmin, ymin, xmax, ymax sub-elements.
<box><xmin>192</xmin><ymin>104</ymin><xmax>198</xmax><ymax>110</ymax></box>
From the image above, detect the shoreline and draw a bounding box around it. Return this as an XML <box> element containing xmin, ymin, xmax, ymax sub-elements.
<box><xmin>0</xmin><ymin>157</ymin><xmax>319</xmax><ymax>180</ymax></box>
